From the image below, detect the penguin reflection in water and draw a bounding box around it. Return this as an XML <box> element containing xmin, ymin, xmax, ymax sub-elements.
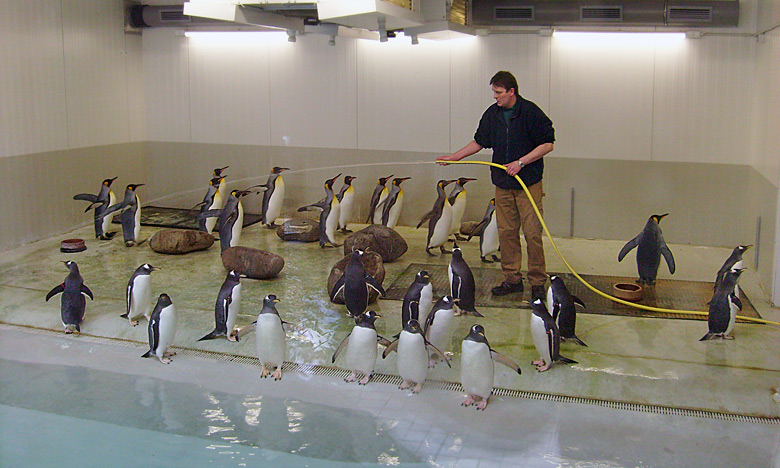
<box><xmin>236</xmin><ymin>294</ymin><xmax>288</xmax><ymax>381</ymax></box>
<box><xmin>122</xmin><ymin>263</ymin><xmax>159</xmax><ymax>326</ymax></box>
<box><xmin>73</xmin><ymin>176</ymin><xmax>118</xmax><ymax>240</ymax></box>
<box><xmin>701</xmin><ymin>267</ymin><xmax>744</xmax><ymax>341</ymax></box>
<box><xmin>331</xmin><ymin>311</ymin><xmax>391</xmax><ymax>385</ymax></box>
<box><xmin>460</xmin><ymin>325</ymin><xmax>522</xmax><ymax>410</ymax></box>
<box><xmin>618</xmin><ymin>213</ymin><xmax>675</xmax><ymax>285</ymax></box>
<box><xmin>529</xmin><ymin>299</ymin><xmax>577</xmax><ymax>372</ymax></box>
<box><xmin>142</xmin><ymin>293</ymin><xmax>177</xmax><ymax>364</ymax></box>
<box><xmin>383</xmin><ymin>319</ymin><xmax>451</xmax><ymax>393</ymax></box>
<box><xmin>46</xmin><ymin>260</ymin><xmax>93</xmax><ymax>334</ymax></box>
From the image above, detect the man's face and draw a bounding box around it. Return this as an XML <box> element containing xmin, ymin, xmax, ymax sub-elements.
<box><xmin>492</xmin><ymin>84</ymin><xmax>515</xmax><ymax>108</ymax></box>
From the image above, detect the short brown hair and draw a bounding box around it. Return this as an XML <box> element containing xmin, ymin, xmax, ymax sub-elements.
<box><xmin>490</xmin><ymin>71</ymin><xmax>518</xmax><ymax>95</ymax></box>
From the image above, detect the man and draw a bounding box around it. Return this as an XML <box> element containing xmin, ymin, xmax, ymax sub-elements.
<box><xmin>437</xmin><ymin>71</ymin><xmax>555</xmax><ymax>302</ymax></box>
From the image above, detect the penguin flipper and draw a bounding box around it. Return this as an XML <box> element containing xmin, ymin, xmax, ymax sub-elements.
<box><xmin>365</xmin><ymin>275</ymin><xmax>386</xmax><ymax>297</ymax></box>
<box><xmin>381</xmin><ymin>339</ymin><xmax>399</xmax><ymax>358</ymax></box>
<box><xmin>331</xmin><ymin>333</ymin><xmax>351</xmax><ymax>363</ymax></box>
<box><xmin>569</xmin><ymin>335</ymin><xmax>588</xmax><ymax>347</ymax></box>
<box><xmin>330</xmin><ymin>278</ymin><xmax>346</xmax><ymax>303</ymax></box>
<box><xmin>119</xmin><ymin>312</ymin><xmax>129</xmax><ymax>319</ymax></box>
<box><xmin>558</xmin><ymin>355</ymin><xmax>578</xmax><ymax>365</ymax></box>
<box><xmin>618</xmin><ymin>234</ymin><xmax>641</xmax><ymax>262</ymax></box>
<box><xmin>572</xmin><ymin>296</ymin><xmax>586</xmax><ymax>308</ymax></box>
<box><xmin>73</xmin><ymin>193</ymin><xmax>99</xmax><ymax>203</ymax></box>
<box><xmin>196</xmin><ymin>209</ymin><xmax>222</xmax><ymax>220</ymax></box>
<box><xmin>660</xmin><ymin>241</ymin><xmax>676</xmax><ymax>274</ymax></box>
<box><xmin>141</xmin><ymin>350</ymin><xmax>153</xmax><ymax>358</ymax></box>
<box><xmin>81</xmin><ymin>284</ymin><xmax>94</xmax><ymax>300</ymax></box>
<box><xmin>416</xmin><ymin>210</ymin><xmax>435</xmax><ymax>229</ymax></box>
<box><xmin>551</xmin><ymin>302</ymin><xmax>560</xmax><ymax>321</ymax></box>
<box><xmin>101</xmin><ymin>201</ymin><xmax>126</xmax><ymax>218</ymax></box>
<box><xmin>424</xmin><ymin>340</ymin><xmax>452</xmax><ymax>368</ymax></box>
<box><xmin>198</xmin><ymin>330</ymin><xmax>220</xmax><ymax>341</ymax></box>
<box><xmin>46</xmin><ymin>284</ymin><xmax>64</xmax><ymax>301</ymax></box>
<box><xmin>467</xmin><ymin>219</ymin><xmax>489</xmax><ymax>241</ymax></box>
<box><xmin>731</xmin><ymin>294</ymin><xmax>743</xmax><ymax>310</ymax></box>
<box><xmin>377</xmin><ymin>335</ymin><xmax>392</xmax><ymax>347</ymax></box>
<box><xmin>235</xmin><ymin>322</ymin><xmax>257</xmax><ymax>340</ymax></box>
<box><xmin>490</xmin><ymin>350</ymin><xmax>522</xmax><ymax>374</ymax></box>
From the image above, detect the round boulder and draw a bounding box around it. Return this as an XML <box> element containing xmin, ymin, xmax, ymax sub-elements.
<box><xmin>343</xmin><ymin>225</ymin><xmax>407</xmax><ymax>262</ymax></box>
<box><xmin>149</xmin><ymin>229</ymin><xmax>214</xmax><ymax>254</ymax></box>
<box><xmin>327</xmin><ymin>251</ymin><xmax>385</xmax><ymax>305</ymax></box>
<box><xmin>222</xmin><ymin>246</ymin><xmax>284</xmax><ymax>279</ymax></box>
<box><xmin>460</xmin><ymin>221</ymin><xmax>480</xmax><ymax>238</ymax></box>
<box><xmin>276</xmin><ymin>218</ymin><xmax>319</xmax><ymax>243</ymax></box>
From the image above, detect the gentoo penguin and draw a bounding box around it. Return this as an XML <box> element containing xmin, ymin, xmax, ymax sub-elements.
<box><xmin>255</xmin><ymin>294</ymin><xmax>287</xmax><ymax>380</ymax></box>
<box><xmin>449</xmin><ymin>242</ymin><xmax>482</xmax><ymax>317</ymax></box>
<box><xmin>382</xmin><ymin>319</ymin><xmax>450</xmax><ymax>393</ymax></box>
<box><xmin>198</xmin><ymin>189</ymin><xmax>250</xmax><ymax>252</ymax></box>
<box><xmin>530</xmin><ymin>299</ymin><xmax>577</xmax><ymax>372</ymax></box>
<box><xmin>468</xmin><ymin>198</ymin><xmax>500</xmax><ymax>263</ymax></box>
<box><xmin>331</xmin><ymin>310</ymin><xmax>389</xmax><ymax>385</ymax></box>
<box><xmin>121</xmin><ymin>263</ymin><xmax>159</xmax><ymax>326</ymax></box>
<box><xmin>45</xmin><ymin>260</ymin><xmax>93</xmax><ymax>334</ymax></box>
<box><xmin>101</xmin><ymin>183</ymin><xmax>145</xmax><ymax>247</ymax></box>
<box><xmin>259</xmin><ymin>166</ymin><xmax>289</xmax><ymax>228</ymax></box>
<box><xmin>199</xmin><ymin>270</ymin><xmax>244</xmax><ymax>342</ymax></box>
<box><xmin>378</xmin><ymin>177</ymin><xmax>411</xmax><ymax>230</ymax></box>
<box><xmin>142</xmin><ymin>293</ymin><xmax>177</xmax><ymax>364</ymax></box>
<box><xmin>73</xmin><ymin>176</ymin><xmax>118</xmax><ymax>240</ymax></box>
<box><xmin>447</xmin><ymin>177</ymin><xmax>477</xmax><ymax>241</ymax></box>
<box><xmin>366</xmin><ymin>175</ymin><xmax>393</xmax><ymax>223</ymax></box>
<box><xmin>297</xmin><ymin>173</ymin><xmax>341</xmax><ymax>248</ymax></box>
<box><xmin>417</xmin><ymin>179</ymin><xmax>455</xmax><ymax>255</ymax></box>
<box><xmin>460</xmin><ymin>324</ymin><xmax>521</xmax><ymax>410</ymax></box>
<box><xmin>618</xmin><ymin>213</ymin><xmax>675</xmax><ymax>285</ymax></box>
<box><xmin>336</xmin><ymin>175</ymin><xmax>357</xmax><ymax>233</ymax></box>
<box><xmin>423</xmin><ymin>295</ymin><xmax>458</xmax><ymax>366</ymax></box>
<box><xmin>330</xmin><ymin>249</ymin><xmax>386</xmax><ymax>317</ymax></box>
<box><xmin>198</xmin><ymin>176</ymin><xmax>225</xmax><ymax>234</ymax></box>
<box><xmin>546</xmin><ymin>275</ymin><xmax>587</xmax><ymax>346</ymax></box>
<box><xmin>714</xmin><ymin>245</ymin><xmax>751</xmax><ymax>295</ymax></box>
<box><xmin>401</xmin><ymin>270</ymin><xmax>434</xmax><ymax>329</ymax></box>
<box><xmin>701</xmin><ymin>268</ymin><xmax>744</xmax><ymax>341</ymax></box>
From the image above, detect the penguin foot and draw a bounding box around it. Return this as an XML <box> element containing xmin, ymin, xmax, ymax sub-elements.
<box><xmin>345</xmin><ymin>372</ymin><xmax>357</xmax><ymax>383</ymax></box>
<box><xmin>428</xmin><ymin>358</ymin><xmax>439</xmax><ymax>368</ymax></box>
<box><xmin>724</xmin><ymin>335</ymin><xmax>735</xmax><ymax>340</ymax></box>
<box><xmin>163</xmin><ymin>350</ymin><xmax>177</xmax><ymax>358</ymax></box>
<box><xmin>129</xmin><ymin>319</ymin><xmax>139</xmax><ymax>327</ymax></box>
<box><xmin>125</xmin><ymin>241</ymin><xmax>137</xmax><ymax>247</ymax></box>
<box><xmin>425</xmin><ymin>248</ymin><xmax>436</xmax><ymax>256</ymax></box>
<box><xmin>439</xmin><ymin>246</ymin><xmax>452</xmax><ymax>254</ymax></box>
<box><xmin>272</xmin><ymin>368</ymin><xmax>282</xmax><ymax>381</ymax></box>
<box><xmin>399</xmin><ymin>380</ymin><xmax>411</xmax><ymax>390</ymax></box>
<box><xmin>533</xmin><ymin>361</ymin><xmax>550</xmax><ymax>372</ymax></box>
<box><xmin>227</xmin><ymin>331</ymin><xmax>239</xmax><ymax>342</ymax></box>
<box><xmin>462</xmin><ymin>395</ymin><xmax>476</xmax><ymax>407</ymax></box>
<box><xmin>158</xmin><ymin>356</ymin><xmax>172</xmax><ymax>364</ymax></box>
<box><xmin>265</xmin><ymin>223</ymin><xmax>276</xmax><ymax>229</ymax></box>
<box><xmin>260</xmin><ymin>366</ymin><xmax>271</xmax><ymax>378</ymax></box>
<box><xmin>412</xmin><ymin>383</ymin><xmax>423</xmax><ymax>394</ymax></box>
<box><xmin>358</xmin><ymin>374</ymin><xmax>372</xmax><ymax>385</ymax></box>
<box><xmin>492</xmin><ymin>255</ymin><xmax>501</xmax><ymax>262</ymax></box>
<box><xmin>340</xmin><ymin>228</ymin><xmax>353</xmax><ymax>234</ymax></box>
<box><xmin>99</xmin><ymin>232</ymin><xmax>117</xmax><ymax>240</ymax></box>
<box><xmin>481</xmin><ymin>257</ymin><xmax>493</xmax><ymax>263</ymax></box>
<box><xmin>475</xmin><ymin>398</ymin><xmax>488</xmax><ymax>411</ymax></box>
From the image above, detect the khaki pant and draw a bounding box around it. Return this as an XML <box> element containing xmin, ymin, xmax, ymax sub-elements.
<box><xmin>494</xmin><ymin>181</ymin><xmax>546</xmax><ymax>287</ymax></box>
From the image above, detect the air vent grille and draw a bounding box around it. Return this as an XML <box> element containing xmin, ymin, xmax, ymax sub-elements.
<box><xmin>668</xmin><ymin>6</ymin><xmax>713</xmax><ymax>22</ymax></box>
<box><xmin>494</xmin><ymin>6</ymin><xmax>535</xmax><ymax>21</ymax></box>
<box><xmin>159</xmin><ymin>9</ymin><xmax>190</xmax><ymax>22</ymax></box>
<box><xmin>581</xmin><ymin>6</ymin><xmax>623</xmax><ymax>21</ymax></box>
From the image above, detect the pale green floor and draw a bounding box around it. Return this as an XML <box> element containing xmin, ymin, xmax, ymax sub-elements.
<box><xmin>2</xmin><ymin>221</ymin><xmax>779</xmax><ymax>419</ymax></box>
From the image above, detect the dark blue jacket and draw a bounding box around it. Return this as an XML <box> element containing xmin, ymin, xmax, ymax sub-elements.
<box><xmin>474</xmin><ymin>97</ymin><xmax>555</xmax><ymax>190</ymax></box>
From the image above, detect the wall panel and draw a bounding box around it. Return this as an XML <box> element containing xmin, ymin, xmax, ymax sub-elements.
<box><xmin>143</xmin><ymin>28</ymin><xmax>191</xmax><ymax>142</ymax></box>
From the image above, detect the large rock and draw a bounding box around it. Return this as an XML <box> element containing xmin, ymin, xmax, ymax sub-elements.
<box><xmin>327</xmin><ymin>251</ymin><xmax>385</xmax><ymax>305</ymax></box>
<box><xmin>222</xmin><ymin>246</ymin><xmax>284</xmax><ymax>279</ymax></box>
<box><xmin>276</xmin><ymin>218</ymin><xmax>319</xmax><ymax>243</ymax></box>
<box><xmin>149</xmin><ymin>229</ymin><xmax>214</xmax><ymax>254</ymax></box>
<box><xmin>343</xmin><ymin>225</ymin><xmax>407</xmax><ymax>262</ymax></box>
<box><xmin>460</xmin><ymin>221</ymin><xmax>480</xmax><ymax>238</ymax></box>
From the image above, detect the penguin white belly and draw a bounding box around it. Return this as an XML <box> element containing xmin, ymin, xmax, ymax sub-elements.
<box><xmin>733</xmin><ymin>260</ymin><xmax>743</xmax><ymax>298</ymax></box>
<box><xmin>346</xmin><ymin>326</ymin><xmax>378</xmax><ymax>376</ymax></box>
<box><xmin>133</xmin><ymin>195</ymin><xmax>142</xmax><ymax>241</ymax></box>
<box><xmin>427</xmin><ymin>309</ymin><xmax>454</xmax><ymax>354</ymax></box>
<box><xmin>325</xmin><ymin>200</ymin><xmax>340</xmax><ymax>243</ymax></box>
<box><xmin>448</xmin><ymin>264</ymin><xmax>455</xmax><ymax>297</ymax></box>
<box><xmin>397</xmin><ymin>332</ymin><xmax>428</xmax><ymax>384</ymax></box>
<box><xmin>418</xmin><ymin>284</ymin><xmax>433</xmax><ymax>327</ymax></box>
<box><xmin>256</xmin><ymin>314</ymin><xmax>286</xmax><ymax>368</ymax></box>
<box><xmin>214</xmin><ymin>187</ymin><xmax>225</xmax><ymax>209</ymax></box>
<box><xmin>428</xmin><ymin>204</ymin><xmax>453</xmax><ymax>248</ymax></box>
<box><xmin>546</xmin><ymin>287</ymin><xmax>555</xmax><ymax>319</ymax></box>
<box><xmin>102</xmin><ymin>191</ymin><xmax>117</xmax><ymax>234</ymax></box>
<box><xmin>725</xmin><ymin>296</ymin><xmax>739</xmax><ymax>336</ymax></box>
<box><xmin>266</xmin><ymin>178</ymin><xmax>284</xmax><ymax>224</ymax></box>
<box><xmin>156</xmin><ymin>304</ymin><xmax>177</xmax><ymax>358</ymax></box>
<box><xmin>373</xmin><ymin>191</ymin><xmax>389</xmax><ymax>224</ymax></box>
<box><xmin>450</xmin><ymin>196</ymin><xmax>466</xmax><ymax>235</ymax></box>
<box><xmin>226</xmin><ymin>283</ymin><xmax>241</xmax><ymax>334</ymax></box>
<box><xmin>460</xmin><ymin>340</ymin><xmax>494</xmax><ymax>399</ymax></box>
<box><xmin>387</xmin><ymin>192</ymin><xmax>404</xmax><ymax>229</ymax></box>
<box><xmin>530</xmin><ymin>314</ymin><xmax>552</xmax><ymax>365</ymax></box>
<box><xmin>205</xmin><ymin>193</ymin><xmax>222</xmax><ymax>234</ymax></box>
<box><xmin>481</xmin><ymin>216</ymin><xmax>499</xmax><ymax>257</ymax></box>
<box><xmin>231</xmin><ymin>202</ymin><xmax>244</xmax><ymax>247</ymax></box>
<box><xmin>339</xmin><ymin>191</ymin><xmax>354</xmax><ymax>228</ymax></box>
<box><xmin>129</xmin><ymin>276</ymin><xmax>152</xmax><ymax>320</ymax></box>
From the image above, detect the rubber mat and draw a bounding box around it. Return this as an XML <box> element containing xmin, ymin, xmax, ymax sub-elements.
<box><xmin>384</xmin><ymin>263</ymin><xmax>761</xmax><ymax>321</ymax></box>
<box><xmin>112</xmin><ymin>206</ymin><xmax>262</xmax><ymax>230</ymax></box>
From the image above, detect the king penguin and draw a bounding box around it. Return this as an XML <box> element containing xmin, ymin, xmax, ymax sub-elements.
<box><xmin>423</xmin><ymin>295</ymin><xmax>458</xmax><ymax>367</ymax></box>
<box><xmin>714</xmin><ymin>245</ymin><xmax>751</xmax><ymax>296</ymax></box>
<box><xmin>401</xmin><ymin>270</ymin><xmax>434</xmax><ymax>329</ymax></box>
<box><xmin>417</xmin><ymin>179</ymin><xmax>455</xmax><ymax>256</ymax></box>
<box><xmin>530</xmin><ymin>299</ymin><xmax>577</xmax><ymax>372</ymax></box>
<box><xmin>366</xmin><ymin>175</ymin><xmax>393</xmax><ymax>223</ymax></box>
<box><xmin>199</xmin><ymin>270</ymin><xmax>245</xmax><ymax>342</ymax></box>
<box><xmin>618</xmin><ymin>213</ymin><xmax>676</xmax><ymax>285</ymax></box>
<box><xmin>142</xmin><ymin>293</ymin><xmax>177</xmax><ymax>364</ymax></box>
<box><xmin>336</xmin><ymin>175</ymin><xmax>357</xmax><ymax>233</ymax></box>
<box><xmin>259</xmin><ymin>166</ymin><xmax>289</xmax><ymax>228</ymax></box>
<box><xmin>122</xmin><ymin>263</ymin><xmax>159</xmax><ymax>326</ymax></box>
<box><xmin>298</xmin><ymin>173</ymin><xmax>341</xmax><ymax>248</ymax></box>
<box><xmin>546</xmin><ymin>275</ymin><xmax>587</xmax><ymax>346</ymax></box>
<box><xmin>46</xmin><ymin>260</ymin><xmax>93</xmax><ymax>334</ymax></box>
<box><xmin>468</xmin><ymin>198</ymin><xmax>500</xmax><ymax>263</ymax></box>
<box><xmin>101</xmin><ymin>183</ymin><xmax>145</xmax><ymax>247</ymax></box>
<box><xmin>330</xmin><ymin>249</ymin><xmax>386</xmax><ymax>317</ymax></box>
<box><xmin>331</xmin><ymin>310</ymin><xmax>389</xmax><ymax>385</ymax></box>
<box><xmin>447</xmin><ymin>177</ymin><xmax>477</xmax><ymax>241</ymax></box>
<box><xmin>460</xmin><ymin>324</ymin><xmax>521</xmax><ymax>410</ymax></box>
<box><xmin>198</xmin><ymin>189</ymin><xmax>250</xmax><ymax>252</ymax></box>
<box><xmin>73</xmin><ymin>176</ymin><xmax>118</xmax><ymax>240</ymax></box>
<box><xmin>382</xmin><ymin>319</ymin><xmax>450</xmax><ymax>394</ymax></box>
<box><xmin>701</xmin><ymin>268</ymin><xmax>744</xmax><ymax>341</ymax></box>
<box><xmin>449</xmin><ymin>242</ymin><xmax>482</xmax><ymax>317</ymax></box>
<box><xmin>378</xmin><ymin>177</ymin><xmax>411</xmax><ymax>230</ymax></box>
<box><xmin>198</xmin><ymin>176</ymin><xmax>225</xmax><ymax>234</ymax></box>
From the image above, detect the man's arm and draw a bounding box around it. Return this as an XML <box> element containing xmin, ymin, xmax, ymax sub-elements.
<box><xmin>505</xmin><ymin>142</ymin><xmax>554</xmax><ymax>177</ymax></box>
<box><xmin>436</xmin><ymin>140</ymin><xmax>484</xmax><ymax>165</ymax></box>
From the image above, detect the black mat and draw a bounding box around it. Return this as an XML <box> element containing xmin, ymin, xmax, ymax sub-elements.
<box><xmin>112</xmin><ymin>206</ymin><xmax>263</xmax><ymax>230</ymax></box>
<box><xmin>384</xmin><ymin>263</ymin><xmax>760</xmax><ymax>322</ymax></box>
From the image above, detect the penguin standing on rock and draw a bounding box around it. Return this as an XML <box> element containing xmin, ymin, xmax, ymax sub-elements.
<box><xmin>379</xmin><ymin>176</ymin><xmax>411</xmax><ymax>230</ymax></box>
<box><xmin>259</xmin><ymin>166</ymin><xmax>289</xmax><ymax>228</ymax></box>
<box><xmin>367</xmin><ymin>175</ymin><xmax>393</xmax><ymax>223</ymax></box>
<box><xmin>530</xmin><ymin>299</ymin><xmax>577</xmax><ymax>372</ymax></box>
<box><xmin>101</xmin><ymin>183</ymin><xmax>145</xmax><ymax>247</ymax></box>
<box><xmin>417</xmin><ymin>179</ymin><xmax>455</xmax><ymax>256</ymax></box>
<box><xmin>73</xmin><ymin>176</ymin><xmax>118</xmax><ymax>240</ymax></box>
<box><xmin>618</xmin><ymin>213</ymin><xmax>676</xmax><ymax>285</ymax></box>
<box><xmin>142</xmin><ymin>293</ymin><xmax>177</xmax><ymax>364</ymax></box>
<box><xmin>424</xmin><ymin>295</ymin><xmax>458</xmax><ymax>367</ymax></box>
<box><xmin>546</xmin><ymin>275</ymin><xmax>587</xmax><ymax>346</ymax></box>
<box><xmin>460</xmin><ymin>324</ymin><xmax>521</xmax><ymax>410</ymax></box>
<box><xmin>382</xmin><ymin>319</ymin><xmax>450</xmax><ymax>394</ymax></box>
<box><xmin>298</xmin><ymin>173</ymin><xmax>341</xmax><ymax>248</ymax></box>
<box><xmin>714</xmin><ymin>245</ymin><xmax>751</xmax><ymax>296</ymax></box>
<box><xmin>468</xmin><ymin>198</ymin><xmax>500</xmax><ymax>263</ymax></box>
<box><xmin>447</xmin><ymin>177</ymin><xmax>477</xmax><ymax>241</ymax></box>
<box><xmin>199</xmin><ymin>270</ymin><xmax>245</xmax><ymax>342</ymax></box>
<box><xmin>330</xmin><ymin>249</ymin><xmax>386</xmax><ymax>317</ymax></box>
<box><xmin>401</xmin><ymin>270</ymin><xmax>433</xmax><ymax>329</ymax></box>
<box><xmin>336</xmin><ymin>175</ymin><xmax>357</xmax><ymax>233</ymax></box>
<box><xmin>237</xmin><ymin>294</ymin><xmax>287</xmax><ymax>380</ymax></box>
<box><xmin>701</xmin><ymin>268</ymin><xmax>744</xmax><ymax>341</ymax></box>
<box><xmin>449</xmin><ymin>242</ymin><xmax>482</xmax><ymax>317</ymax></box>
<box><xmin>46</xmin><ymin>261</ymin><xmax>93</xmax><ymax>334</ymax></box>
<box><xmin>122</xmin><ymin>263</ymin><xmax>159</xmax><ymax>326</ymax></box>
<box><xmin>331</xmin><ymin>311</ymin><xmax>390</xmax><ymax>385</ymax></box>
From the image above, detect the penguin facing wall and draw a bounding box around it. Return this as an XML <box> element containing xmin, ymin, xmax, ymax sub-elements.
<box><xmin>142</xmin><ymin>293</ymin><xmax>177</xmax><ymax>364</ymax></box>
<box><xmin>401</xmin><ymin>270</ymin><xmax>433</xmax><ymax>329</ymax></box>
<box><xmin>701</xmin><ymin>268</ymin><xmax>744</xmax><ymax>341</ymax></box>
<box><xmin>46</xmin><ymin>261</ymin><xmax>93</xmax><ymax>334</ymax></box>
<box><xmin>73</xmin><ymin>176</ymin><xmax>118</xmax><ymax>240</ymax></box>
<box><xmin>546</xmin><ymin>275</ymin><xmax>587</xmax><ymax>346</ymax></box>
<box><xmin>449</xmin><ymin>242</ymin><xmax>481</xmax><ymax>317</ymax></box>
<box><xmin>330</xmin><ymin>249</ymin><xmax>386</xmax><ymax>318</ymax></box>
<box><xmin>618</xmin><ymin>213</ymin><xmax>676</xmax><ymax>285</ymax></box>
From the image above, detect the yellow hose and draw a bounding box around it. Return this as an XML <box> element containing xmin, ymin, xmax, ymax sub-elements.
<box><xmin>439</xmin><ymin>159</ymin><xmax>779</xmax><ymax>327</ymax></box>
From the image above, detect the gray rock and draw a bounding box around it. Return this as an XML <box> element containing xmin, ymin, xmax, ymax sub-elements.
<box><xmin>460</xmin><ymin>221</ymin><xmax>480</xmax><ymax>237</ymax></box>
<box><xmin>327</xmin><ymin>251</ymin><xmax>385</xmax><ymax>305</ymax></box>
<box><xmin>222</xmin><ymin>246</ymin><xmax>285</xmax><ymax>279</ymax></box>
<box><xmin>276</xmin><ymin>218</ymin><xmax>319</xmax><ymax>243</ymax></box>
<box><xmin>343</xmin><ymin>225</ymin><xmax>407</xmax><ymax>262</ymax></box>
<box><xmin>149</xmin><ymin>229</ymin><xmax>214</xmax><ymax>254</ymax></box>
